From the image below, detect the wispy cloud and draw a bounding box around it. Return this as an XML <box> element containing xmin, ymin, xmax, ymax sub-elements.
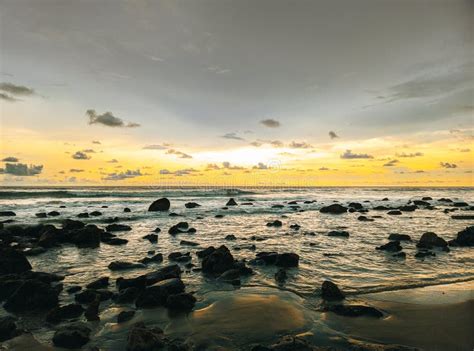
<box><xmin>70</xmin><ymin>169</ymin><xmax>84</xmax><ymax>173</ymax></box>
<box><xmin>2</xmin><ymin>157</ymin><xmax>19</xmax><ymax>162</ymax></box>
<box><xmin>260</xmin><ymin>119</ymin><xmax>280</xmax><ymax>128</ymax></box>
<box><xmin>396</xmin><ymin>152</ymin><xmax>424</xmax><ymax>158</ymax></box>
<box><xmin>440</xmin><ymin>162</ymin><xmax>457</xmax><ymax>169</ymax></box>
<box><xmin>289</xmin><ymin>141</ymin><xmax>313</xmax><ymax>149</ymax></box>
<box><xmin>221</xmin><ymin>133</ymin><xmax>245</xmax><ymax>141</ymax></box>
<box><xmin>166</xmin><ymin>149</ymin><xmax>192</xmax><ymax>159</ymax></box>
<box><xmin>143</xmin><ymin>144</ymin><xmax>168</xmax><ymax>150</ymax></box>
<box><xmin>340</xmin><ymin>150</ymin><xmax>373</xmax><ymax>159</ymax></box>
<box><xmin>160</xmin><ymin>168</ymin><xmax>197</xmax><ymax>176</ymax></box>
<box><xmin>383</xmin><ymin>159</ymin><xmax>399</xmax><ymax>167</ymax></box>
<box><xmin>103</xmin><ymin>169</ymin><xmax>143</xmax><ymax>180</ymax></box>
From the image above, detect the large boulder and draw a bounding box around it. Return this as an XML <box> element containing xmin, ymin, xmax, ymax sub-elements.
<box><xmin>127</xmin><ymin>322</ymin><xmax>164</xmax><ymax>351</ymax></box>
<box><xmin>136</xmin><ymin>278</ymin><xmax>185</xmax><ymax>308</ymax></box>
<box><xmin>116</xmin><ymin>264</ymin><xmax>181</xmax><ymax>291</ymax></box>
<box><xmin>108</xmin><ymin>261</ymin><xmax>145</xmax><ymax>271</ymax></box>
<box><xmin>449</xmin><ymin>226</ymin><xmax>474</xmax><ymax>247</ymax></box>
<box><xmin>417</xmin><ymin>232</ymin><xmax>448</xmax><ymax>249</ymax></box>
<box><xmin>201</xmin><ymin>245</ymin><xmax>235</xmax><ymax>274</ymax></box>
<box><xmin>71</xmin><ymin>225</ymin><xmax>103</xmax><ymax>248</ymax></box>
<box><xmin>376</xmin><ymin>241</ymin><xmax>402</xmax><ymax>252</ymax></box>
<box><xmin>319</xmin><ymin>204</ymin><xmax>347</xmax><ymax>214</ymax></box>
<box><xmin>321</xmin><ymin>280</ymin><xmax>345</xmax><ymax>301</ymax></box>
<box><xmin>52</xmin><ymin>322</ymin><xmax>91</xmax><ymax>349</ymax></box>
<box><xmin>166</xmin><ymin>292</ymin><xmax>196</xmax><ymax>312</ymax></box>
<box><xmin>388</xmin><ymin>233</ymin><xmax>411</xmax><ymax>241</ymax></box>
<box><xmin>0</xmin><ymin>316</ymin><xmax>22</xmax><ymax>342</ymax></box>
<box><xmin>46</xmin><ymin>304</ymin><xmax>84</xmax><ymax>324</ymax></box>
<box><xmin>328</xmin><ymin>230</ymin><xmax>349</xmax><ymax>238</ymax></box>
<box><xmin>4</xmin><ymin>279</ymin><xmax>59</xmax><ymax>312</ymax></box>
<box><xmin>323</xmin><ymin>304</ymin><xmax>383</xmax><ymax>318</ymax></box>
<box><xmin>275</xmin><ymin>253</ymin><xmax>299</xmax><ymax>267</ymax></box>
<box><xmin>0</xmin><ymin>248</ymin><xmax>32</xmax><ymax>275</ymax></box>
<box><xmin>148</xmin><ymin>198</ymin><xmax>170</xmax><ymax>212</ymax></box>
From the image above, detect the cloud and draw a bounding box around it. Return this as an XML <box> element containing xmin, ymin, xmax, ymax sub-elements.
<box><xmin>0</xmin><ymin>82</ymin><xmax>35</xmax><ymax>96</ymax></box>
<box><xmin>319</xmin><ymin>167</ymin><xmax>330</xmax><ymax>171</ymax></box>
<box><xmin>0</xmin><ymin>92</ymin><xmax>18</xmax><ymax>102</ymax></box>
<box><xmin>82</xmin><ymin>149</ymin><xmax>95</xmax><ymax>153</ymax></box>
<box><xmin>222</xmin><ymin>161</ymin><xmax>245</xmax><ymax>170</ymax></box>
<box><xmin>160</xmin><ymin>168</ymin><xmax>197</xmax><ymax>176</ymax></box>
<box><xmin>107</xmin><ymin>159</ymin><xmax>118</xmax><ymax>163</ymax></box>
<box><xmin>289</xmin><ymin>141</ymin><xmax>313</xmax><ymax>149</ymax></box>
<box><xmin>253</xmin><ymin>162</ymin><xmax>268</xmax><ymax>170</ymax></box>
<box><xmin>340</xmin><ymin>150</ymin><xmax>374</xmax><ymax>159</ymax></box>
<box><xmin>383</xmin><ymin>159</ymin><xmax>399</xmax><ymax>167</ymax></box>
<box><xmin>252</xmin><ymin>139</ymin><xmax>284</xmax><ymax>147</ymax></box>
<box><xmin>69</xmin><ymin>169</ymin><xmax>84</xmax><ymax>173</ymax></box>
<box><xmin>92</xmin><ymin>140</ymin><xmax>101</xmax><ymax>144</ymax></box>
<box><xmin>72</xmin><ymin>151</ymin><xmax>91</xmax><ymax>160</ymax></box>
<box><xmin>166</xmin><ymin>149</ymin><xmax>192</xmax><ymax>159</ymax></box>
<box><xmin>329</xmin><ymin>131</ymin><xmax>339</xmax><ymax>139</ymax></box>
<box><xmin>205</xmin><ymin>163</ymin><xmax>221</xmax><ymax>170</ymax></box>
<box><xmin>460</xmin><ymin>148</ymin><xmax>471</xmax><ymax>152</ymax></box>
<box><xmin>143</xmin><ymin>144</ymin><xmax>168</xmax><ymax>150</ymax></box>
<box><xmin>396</xmin><ymin>152</ymin><xmax>424</xmax><ymax>158</ymax></box>
<box><xmin>103</xmin><ymin>169</ymin><xmax>143</xmax><ymax>180</ymax></box>
<box><xmin>221</xmin><ymin>133</ymin><xmax>245</xmax><ymax>141</ymax></box>
<box><xmin>2</xmin><ymin>157</ymin><xmax>19</xmax><ymax>162</ymax></box>
<box><xmin>260</xmin><ymin>119</ymin><xmax>280</xmax><ymax>128</ymax></box>
<box><xmin>250</xmin><ymin>141</ymin><xmax>262</xmax><ymax>147</ymax></box>
<box><xmin>0</xmin><ymin>163</ymin><xmax>43</xmax><ymax>176</ymax></box>
<box><xmin>440</xmin><ymin>162</ymin><xmax>457</xmax><ymax>169</ymax></box>
<box><xmin>86</xmin><ymin>109</ymin><xmax>140</xmax><ymax>128</ymax></box>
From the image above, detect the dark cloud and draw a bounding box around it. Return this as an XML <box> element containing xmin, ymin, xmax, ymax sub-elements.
<box><xmin>329</xmin><ymin>131</ymin><xmax>339</xmax><ymax>139</ymax></box>
<box><xmin>72</xmin><ymin>151</ymin><xmax>91</xmax><ymax>160</ymax></box>
<box><xmin>289</xmin><ymin>141</ymin><xmax>313</xmax><ymax>149</ymax></box>
<box><xmin>2</xmin><ymin>157</ymin><xmax>19</xmax><ymax>162</ymax></box>
<box><xmin>160</xmin><ymin>168</ymin><xmax>197</xmax><ymax>176</ymax></box>
<box><xmin>383</xmin><ymin>159</ymin><xmax>399</xmax><ymax>167</ymax></box>
<box><xmin>0</xmin><ymin>92</ymin><xmax>18</xmax><ymax>102</ymax></box>
<box><xmin>253</xmin><ymin>162</ymin><xmax>268</xmax><ymax>170</ymax></box>
<box><xmin>252</xmin><ymin>139</ymin><xmax>284</xmax><ymax>148</ymax></box>
<box><xmin>205</xmin><ymin>164</ymin><xmax>221</xmax><ymax>170</ymax></box>
<box><xmin>69</xmin><ymin>169</ymin><xmax>84</xmax><ymax>173</ymax></box>
<box><xmin>250</xmin><ymin>141</ymin><xmax>262</xmax><ymax>147</ymax></box>
<box><xmin>86</xmin><ymin>109</ymin><xmax>140</xmax><ymax>128</ymax></box>
<box><xmin>103</xmin><ymin>169</ymin><xmax>143</xmax><ymax>180</ymax></box>
<box><xmin>260</xmin><ymin>119</ymin><xmax>280</xmax><ymax>128</ymax></box>
<box><xmin>222</xmin><ymin>162</ymin><xmax>245</xmax><ymax>170</ymax></box>
<box><xmin>396</xmin><ymin>152</ymin><xmax>424</xmax><ymax>158</ymax></box>
<box><xmin>221</xmin><ymin>133</ymin><xmax>245</xmax><ymax>141</ymax></box>
<box><xmin>143</xmin><ymin>144</ymin><xmax>168</xmax><ymax>150</ymax></box>
<box><xmin>0</xmin><ymin>163</ymin><xmax>43</xmax><ymax>176</ymax></box>
<box><xmin>0</xmin><ymin>82</ymin><xmax>35</xmax><ymax>96</ymax></box>
<box><xmin>92</xmin><ymin>140</ymin><xmax>101</xmax><ymax>144</ymax></box>
<box><xmin>440</xmin><ymin>162</ymin><xmax>457</xmax><ymax>169</ymax></box>
<box><xmin>340</xmin><ymin>150</ymin><xmax>373</xmax><ymax>159</ymax></box>
<box><xmin>166</xmin><ymin>149</ymin><xmax>192</xmax><ymax>159</ymax></box>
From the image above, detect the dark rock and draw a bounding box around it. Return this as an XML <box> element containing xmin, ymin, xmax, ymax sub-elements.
<box><xmin>166</xmin><ymin>292</ymin><xmax>196</xmax><ymax>312</ymax></box>
<box><xmin>415</xmin><ymin>251</ymin><xmax>436</xmax><ymax>258</ymax></box>
<box><xmin>35</xmin><ymin>212</ymin><xmax>47</xmax><ymax>218</ymax></box>
<box><xmin>321</xmin><ymin>280</ymin><xmax>345</xmax><ymax>301</ymax></box>
<box><xmin>275</xmin><ymin>269</ymin><xmax>287</xmax><ymax>283</ymax></box>
<box><xmin>328</xmin><ymin>230</ymin><xmax>349</xmax><ymax>238</ymax></box>
<box><xmin>148</xmin><ymin>198</ymin><xmax>171</xmax><ymax>212</ymax></box>
<box><xmin>357</xmin><ymin>215</ymin><xmax>374</xmax><ymax>221</ymax></box>
<box><xmin>381</xmin><ymin>198</ymin><xmax>389</xmax><ymax>201</ymax></box>
<box><xmin>225</xmin><ymin>234</ymin><xmax>237</xmax><ymax>240</ymax></box>
<box><xmin>126</xmin><ymin>322</ymin><xmax>164</xmax><ymax>351</ymax></box>
<box><xmin>0</xmin><ymin>316</ymin><xmax>21</xmax><ymax>342</ymax></box>
<box><xmin>0</xmin><ymin>248</ymin><xmax>32</xmax><ymax>275</ymax></box>
<box><xmin>89</xmin><ymin>211</ymin><xmax>102</xmax><ymax>217</ymax></box>
<box><xmin>84</xmin><ymin>298</ymin><xmax>100</xmax><ymax>321</ymax></box>
<box><xmin>117</xmin><ymin>265</ymin><xmax>181</xmax><ymax>291</ymax></box>
<box><xmin>392</xmin><ymin>252</ymin><xmax>406</xmax><ymax>259</ymax></box>
<box><xmin>320</xmin><ymin>204</ymin><xmax>347</xmax><ymax>214</ymax></box>
<box><xmin>117</xmin><ymin>310</ymin><xmax>135</xmax><ymax>323</ymax></box>
<box><xmin>453</xmin><ymin>202</ymin><xmax>469</xmax><ymax>207</ymax></box>
<box><xmin>376</xmin><ymin>241</ymin><xmax>402</xmax><ymax>252</ymax></box>
<box><xmin>256</xmin><ymin>251</ymin><xmax>279</xmax><ymax>264</ymax></box>
<box><xmin>124</xmin><ymin>207</ymin><xmax>131</xmax><ymax>212</ymax></box>
<box><xmin>422</xmin><ymin>197</ymin><xmax>433</xmax><ymax>201</ymax></box>
<box><xmin>71</xmin><ymin>225</ymin><xmax>103</xmax><ymax>248</ymax></box>
<box><xmin>272</xmin><ymin>204</ymin><xmax>284</xmax><ymax>209</ymax></box>
<box><xmin>438</xmin><ymin>198</ymin><xmax>453</xmax><ymax>203</ymax></box>
<box><xmin>417</xmin><ymin>232</ymin><xmax>448</xmax><ymax>249</ymax></box>
<box><xmin>185</xmin><ymin>202</ymin><xmax>201</xmax><ymax>208</ymax></box>
<box><xmin>62</xmin><ymin>219</ymin><xmax>85</xmax><ymax>231</ymax></box>
<box><xmin>77</xmin><ymin>212</ymin><xmax>89</xmax><ymax>218</ymax></box>
<box><xmin>180</xmin><ymin>240</ymin><xmax>199</xmax><ymax>246</ymax></box>
<box><xmin>52</xmin><ymin>322</ymin><xmax>91</xmax><ymax>349</ymax></box>
<box><xmin>226</xmin><ymin>198</ymin><xmax>238</xmax><ymax>206</ymax></box>
<box><xmin>4</xmin><ymin>279</ymin><xmax>59</xmax><ymax>312</ymax></box>
<box><xmin>106</xmin><ymin>224</ymin><xmax>132</xmax><ymax>232</ymax></box>
<box><xmin>168</xmin><ymin>222</ymin><xmax>190</xmax><ymax>235</ymax></box>
<box><xmin>215</xmin><ymin>214</ymin><xmax>224</xmax><ymax>218</ymax></box>
<box><xmin>275</xmin><ymin>253</ymin><xmax>299</xmax><ymax>267</ymax></box>
<box><xmin>387</xmin><ymin>210</ymin><xmax>402</xmax><ymax>215</ymax></box>
<box><xmin>48</xmin><ymin>211</ymin><xmax>61</xmax><ymax>217</ymax></box>
<box><xmin>196</xmin><ymin>246</ymin><xmax>215</xmax><ymax>258</ymax></box>
<box><xmin>153</xmin><ymin>227</ymin><xmax>161</xmax><ymax>233</ymax></box>
<box><xmin>46</xmin><ymin>304</ymin><xmax>84</xmax><ymax>324</ymax></box>
<box><xmin>143</xmin><ymin>233</ymin><xmax>158</xmax><ymax>243</ymax></box>
<box><xmin>388</xmin><ymin>233</ymin><xmax>411</xmax><ymax>241</ymax></box>
<box><xmin>202</xmin><ymin>245</ymin><xmax>235</xmax><ymax>274</ymax></box>
<box><xmin>168</xmin><ymin>252</ymin><xmax>191</xmax><ymax>263</ymax></box>
<box><xmin>399</xmin><ymin>205</ymin><xmax>417</xmax><ymax>212</ymax></box>
<box><xmin>108</xmin><ymin>261</ymin><xmax>145</xmax><ymax>271</ymax></box>
<box><xmin>449</xmin><ymin>226</ymin><xmax>474</xmax><ymax>247</ymax></box>
<box><xmin>116</xmin><ymin>287</ymin><xmax>140</xmax><ymax>303</ymax></box>
<box><xmin>104</xmin><ymin>238</ymin><xmax>129</xmax><ymax>246</ymax></box>
<box><xmin>324</xmin><ymin>304</ymin><xmax>383</xmax><ymax>318</ymax></box>
<box><xmin>67</xmin><ymin>286</ymin><xmax>82</xmax><ymax>294</ymax></box>
<box><xmin>266</xmin><ymin>220</ymin><xmax>283</xmax><ymax>227</ymax></box>
<box><xmin>451</xmin><ymin>215</ymin><xmax>474</xmax><ymax>220</ymax></box>
<box><xmin>135</xmin><ymin>278</ymin><xmax>185</xmax><ymax>308</ymax></box>
<box><xmin>348</xmin><ymin>202</ymin><xmax>363</xmax><ymax>209</ymax></box>
<box><xmin>139</xmin><ymin>253</ymin><xmax>164</xmax><ymax>264</ymax></box>
<box><xmin>75</xmin><ymin>289</ymin><xmax>99</xmax><ymax>304</ymax></box>
<box><xmin>373</xmin><ymin>205</ymin><xmax>390</xmax><ymax>210</ymax></box>
<box><xmin>0</xmin><ymin>211</ymin><xmax>16</xmax><ymax>217</ymax></box>
<box><xmin>86</xmin><ymin>276</ymin><xmax>109</xmax><ymax>289</ymax></box>
<box><xmin>413</xmin><ymin>200</ymin><xmax>430</xmax><ymax>206</ymax></box>
<box><xmin>24</xmin><ymin>247</ymin><xmax>47</xmax><ymax>256</ymax></box>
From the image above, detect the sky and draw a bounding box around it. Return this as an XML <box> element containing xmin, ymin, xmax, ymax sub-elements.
<box><xmin>0</xmin><ymin>0</ymin><xmax>473</xmax><ymax>186</ymax></box>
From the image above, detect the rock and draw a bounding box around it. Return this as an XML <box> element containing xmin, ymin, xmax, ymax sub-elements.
<box><xmin>89</xmin><ymin>211</ymin><xmax>102</xmax><ymax>217</ymax></box>
<box><xmin>180</xmin><ymin>240</ymin><xmax>199</xmax><ymax>246</ymax></box>
<box><xmin>266</xmin><ymin>220</ymin><xmax>283</xmax><ymax>227</ymax></box>
<box><xmin>0</xmin><ymin>211</ymin><xmax>16</xmax><ymax>216</ymax></box>
<box><xmin>272</xmin><ymin>204</ymin><xmax>284</xmax><ymax>209</ymax></box>
<box><xmin>392</xmin><ymin>252</ymin><xmax>406</xmax><ymax>259</ymax></box>
<box><xmin>376</xmin><ymin>241</ymin><xmax>402</xmax><ymax>252</ymax></box>
<box><xmin>126</xmin><ymin>322</ymin><xmax>164</xmax><ymax>351</ymax></box>
<box><xmin>168</xmin><ymin>222</ymin><xmax>191</xmax><ymax>235</ymax></box>
<box><xmin>116</xmin><ymin>287</ymin><xmax>140</xmax><ymax>304</ymax></box>
<box><xmin>225</xmin><ymin>234</ymin><xmax>237</xmax><ymax>240</ymax></box>
<box><xmin>168</xmin><ymin>252</ymin><xmax>192</xmax><ymax>263</ymax></box>
<box><xmin>357</xmin><ymin>215</ymin><xmax>374</xmax><ymax>222</ymax></box>
<box><xmin>399</xmin><ymin>205</ymin><xmax>417</xmax><ymax>212</ymax></box>
<box><xmin>451</xmin><ymin>215</ymin><xmax>474</xmax><ymax>220</ymax></box>
<box><xmin>422</xmin><ymin>197</ymin><xmax>433</xmax><ymax>201</ymax></box>
<box><xmin>72</xmin><ymin>225</ymin><xmax>103</xmax><ymax>248</ymax></box>
<box><xmin>116</xmin><ymin>265</ymin><xmax>181</xmax><ymax>291</ymax></box>
<box><xmin>0</xmin><ymin>248</ymin><xmax>32</xmax><ymax>275</ymax></box>
<box><xmin>117</xmin><ymin>310</ymin><xmax>135</xmax><ymax>323</ymax></box>
<box><xmin>417</xmin><ymin>232</ymin><xmax>448</xmax><ymax>249</ymax></box>
<box><xmin>0</xmin><ymin>316</ymin><xmax>22</xmax><ymax>342</ymax></box>
<box><xmin>166</xmin><ymin>292</ymin><xmax>196</xmax><ymax>312</ymax></box>
<box><xmin>226</xmin><ymin>198</ymin><xmax>238</xmax><ymax>206</ymax></box>
<box><xmin>202</xmin><ymin>245</ymin><xmax>235</xmax><ymax>274</ymax></box>
<box><xmin>148</xmin><ymin>198</ymin><xmax>171</xmax><ymax>212</ymax></box>
<box><xmin>35</xmin><ymin>212</ymin><xmax>47</xmax><ymax>218</ymax></box>
<box><xmin>275</xmin><ymin>269</ymin><xmax>287</xmax><ymax>283</ymax></box>
<box><xmin>143</xmin><ymin>233</ymin><xmax>158</xmax><ymax>243</ymax></box>
<box><xmin>453</xmin><ymin>202</ymin><xmax>469</xmax><ymax>207</ymax></box>
<box><xmin>4</xmin><ymin>279</ymin><xmax>59</xmax><ymax>312</ymax></box>
<box><xmin>328</xmin><ymin>230</ymin><xmax>349</xmax><ymax>238</ymax></box>
<box><xmin>84</xmin><ymin>298</ymin><xmax>100</xmax><ymax>321</ymax></box>
<box><xmin>275</xmin><ymin>253</ymin><xmax>299</xmax><ymax>267</ymax></box>
<box><xmin>153</xmin><ymin>227</ymin><xmax>161</xmax><ymax>233</ymax></box>
<box><xmin>104</xmin><ymin>238</ymin><xmax>129</xmax><ymax>246</ymax></box>
<box><xmin>108</xmin><ymin>261</ymin><xmax>145</xmax><ymax>271</ymax></box>
<box><xmin>67</xmin><ymin>286</ymin><xmax>82</xmax><ymax>294</ymax></box>
<box><xmin>388</xmin><ymin>233</ymin><xmax>411</xmax><ymax>241</ymax></box>
<box><xmin>46</xmin><ymin>304</ymin><xmax>84</xmax><ymax>324</ymax></box>
<box><xmin>77</xmin><ymin>212</ymin><xmax>89</xmax><ymax>218</ymax></box>
<box><xmin>438</xmin><ymin>198</ymin><xmax>453</xmax><ymax>203</ymax></box>
<box><xmin>139</xmin><ymin>253</ymin><xmax>164</xmax><ymax>264</ymax></box>
<box><xmin>449</xmin><ymin>226</ymin><xmax>474</xmax><ymax>247</ymax></box>
<box><xmin>324</xmin><ymin>304</ymin><xmax>383</xmax><ymax>318</ymax></box>
<box><xmin>86</xmin><ymin>277</ymin><xmax>109</xmax><ymax>289</ymax></box>
<box><xmin>23</xmin><ymin>247</ymin><xmax>47</xmax><ymax>256</ymax></box>
<box><xmin>48</xmin><ymin>211</ymin><xmax>61</xmax><ymax>217</ymax></box>
<box><xmin>415</xmin><ymin>251</ymin><xmax>436</xmax><ymax>258</ymax></box>
<box><xmin>106</xmin><ymin>224</ymin><xmax>132</xmax><ymax>232</ymax></box>
<box><xmin>135</xmin><ymin>278</ymin><xmax>185</xmax><ymax>308</ymax></box>
<box><xmin>62</xmin><ymin>219</ymin><xmax>85</xmax><ymax>231</ymax></box>
<box><xmin>373</xmin><ymin>205</ymin><xmax>390</xmax><ymax>210</ymax></box>
<box><xmin>321</xmin><ymin>280</ymin><xmax>345</xmax><ymax>301</ymax></box>
<box><xmin>75</xmin><ymin>289</ymin><xmax>99</xmax><ymax>304</ymax></box>
<box><xmin>124</xmin><ymin>207</ymin><xmax>131</xmax><ymax>212</ymax></box>
<box><xmin>217</xmin><ymin>269</ymin><xmax>242</xmax><ymax>284</ymax></box>
<box><xmin>320</xmin><ymin>204</ymin><xmax>347</xmax><ymax>214</ymax></box>
<box><xmin>348</xmin><ymin>202</ymin><xmax>363</xmax><ymax>209</ymax></box>
<box><xmin>387</xmin><ymin>210</ymin><xmax>402</xmax><ymax>215</ymax></box>
<box><xmin>185</xmin><ymin>202</ymin><xmax>201</xmax><ymax>208</ymax></box>
<box><xmin>215</xmin><ymin>214</ymin><xmax>224</xmax><ymax>218</ymax></box>
<box><xmin>52</xmin><ymin>322</ymin><xmax>91</xmax><ymax>349</ymax></box>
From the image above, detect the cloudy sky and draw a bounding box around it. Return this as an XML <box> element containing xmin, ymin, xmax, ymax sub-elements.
<box><xmin>0</xmin><ymin>0</ymin><xmax>472</xmax><ymax>186</ymax></box>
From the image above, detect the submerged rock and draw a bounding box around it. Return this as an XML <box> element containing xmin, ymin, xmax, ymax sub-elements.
<box><xmin>0</xmin><ymin>316</ymin><xmax>22</xmax><ymax>342</ymax></box>
<box><xmin>86</xmin><ymin>276</ymin><xmax>109</xmax><ymax>289</ymax></box>
<box><xmin>417</xmin><ymin>232</ymin><xmax>448</xmax><ymax>249</ymax></box>
<box><xmin>0</xmin><ymin>211</ymin><xmax>16</xmax><ymax>217</ymax></box>
<box><xmin>320</xmin><ymin>204</ymin><xmax>347</xmax><ymax>214</ymax></box>
<box><xmin>52</xmin><ymin>322</ymin><xmax>91</xmax><ymax>349</ymax></box>
<box><xmin>275</xmin><ymin>253</ymin><xmax>299</xmax><ymax>267</ymax></box>
<box><xmin>0</xmin><ymin>248</ymin><xmax>32</xmax><ymax>275</ymax></box>
<box><xmin>323</xmin><ymin>304</ymin><xmax>383</xmax><ymax>318</ymax></box>
<box><xmin>185</xmin><ymin>202</ymin><xmax>201</xmax><ymax>208</ymax></box>
<box><xmin>143</xmin><ymin>233</ymin><xmax>158</xmax><ymax>243</ymax></box>
<box><xmin>327</xmin><ymin>230</ymin><xmax>349</xmax><ymax>238</ymax></box>
<box><xmin>387</xmin><ymin>210</ymin><xmax>402</xmax><ymax>215</ymax></box>
<box><xmin>4</xmin><ymin>279</ymin><xmax>59</xmax><ymax>312</ymax></box>
<box><xmin>388</xmin><ymin>233</ymin><xmax>411</xmax><ymax>241</ymax></box>
<box><xmin>275</xmin><ymin>269</ymin><xmax>287</xmax><ymax>284</ymax></box>
<box><xmin>321</xmin><ymin>280</ymin><xmax>345</xmax><ymax>301</ymax></box>
<box><xmin>106</xmin><ymin>224</ymin><xmax>132</xmax><ymax>232</ymax></box>
<box><xmin>46</xmin><ymin>304</ymin><xmax>84</xmax><ymax>324</ymax></box>
<box><xmin>117</xmin><ymin>310</ymin><xmax>135</xmax><ymax>323</ymax></box>
<box><xmin>148</xmin><ymin>198</ymin><xmax>171</xmax><ymax>212</ymax></box>
<box><xmin>127</xmin><ymin>322</ymin><xmax>164</xmax><ymax>351</ymax></box>
<box><xmin>266</xmin><ymin>220</ymin><xmax>283</xmax><ymax>227</ymax></box>
<box><xmin>166</xmin><ymin>292</ymin><xmax>196</xmax><ymax>312</ymax></box>
<box><xmin>376</xmin><ymin>241</ymin><xmax>402</xmax><ymax>252</ymax></box>
<box><xmin>226</xmin><ymin>198</ymin><xmax>238</xmax><ymax>206</ymax></box>
<box><xmin>135</xmin><ymin>278</ymin><xmax>185</xmax><ymax>308</ymax></box>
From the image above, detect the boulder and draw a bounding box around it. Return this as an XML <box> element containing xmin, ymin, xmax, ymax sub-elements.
<box><xmin>139</xmin><ymin>253</ymin><xmax>164</xmax><ymax>264</ymax></box>
<box><xmin>52</xmin><ymin>322</ymin><xmax>91</xmax><ymax>349</ymax></box>
<box><xmin>0</xmin><ymin>316</ymin><xmax>21</xmax><ymax>342</ymax></box>
<box><xmin>48</xmin><ymin>211</ymin><xmax>61</xmax><ymax>217</ymax></box>
<box><xmin>185</xmin><ymin>202</ymin><xmax>201</xmax><ymax>208</ymax></box>
<box><xmin>126</xmin><ymin>322</ymin><xmax>164</xmax><ymax>351</ymax></box>
<box><xmin>62</xmin><ymin>219</ymin><xmax>85</xmax><ymax>231</ymax></box>
<box><xmin>324</xmin><ymin>304</ymin><xmax>383</xmax><ymax>318</ymax></box>
<box><xmin>104</xmin><ymin>238</ymin><xmax>129</xmax><ymax>246</ymax></box>
<box><xmin>357</xmin><ymin>215</ymin><xmax>374</xmax><ymax>222</ymax></box>
<box><xmin>449</xmin><ymin>226</ymin><xmax>474</xmax><ymax>247</ymax></box>
<box><xmin>168</xmin><ymin>252</ymin><xmax>192</xmax><ymax>262</ymax></box>
<box><xmin>135</xmin><ymin>278</ymin><xmax>185</xmax><ymax>308</ymax></box>
<box><xmin>143</xmin><ymin>233</ymin><xmax>158</xmax><ymax>243</ymax></box>
<box><xmin>108</xmin><ymin>261</ymin><xmax>145</xmax><ymax>271</ymax></box>
<box><xmin>71</xmin><ymin>225</ymin><xmax>102</xmax><ymax>248</ymax></box>
<box><xmin>4</xmin><ymin>279</ymin><xmax>59</xmax><ymax>312</ymax></box>
<box><xmin>89</xmin><ymin>211</ymin><xmax>102</xmax><ymax>217</ymax></box>
<box><xmin>453</xmin><ymin>202</ymin><xmax>469</xmax><ymax>207</ymax></box>
<box><xmin>124</xmin><ymin>207</ymin><xmax>131</xmax><ymax>212</ymax></box>
<box><xmin>348</xmin><ymin>202</ymin><xmax>363</xmax><ymax>209</ymax></box>
<box><xmin>106</xmin><ymin>224</ymin><xmax>132</xmax><ymax>232</ymax></box>
<box><xmin>148</xmin><ymin>198</ymin><xmax>171</xmax><ymax>212</ymax></box>
<box><xmin>225</xmin><ymin>234</ymin><xmax>237</xmax><ymax>240</ymax></box>
<box><xmin>388</xmin><ymin>233</ymin><xmax>411</xmax><ymax>241</ymax></box>
<box><xmin>328</xmin><ymin>230</ymin><xmax>349</xmax><ymax>238</ymax></box>
<box><xmin>376</xmin><ymin>241</ymin><xmax>402</xmax><ymax>252</ymax></box>
<box><xmin>417</xmin><ymin>232</ymin><xmax>448</xmax><ymax>249</ymax></box>
<box><xmin>0</xmin><ymin>248</ymin><xmax>32</xmax><ymax>275</ymax></box>
<box><xmin>399</xmin><ymin>205</ymin><xmax>417</xmax><ymax>212</ymax></box>
<box><xmin>387</xmin><ymin>210</ymin><xmax>402</xmax><ymax>215</ymax></box>
<box><xmin>275</xmin><ymin>253</ymin><xmax>299</xmax><ymax>267</ymax></box>
<box><xmin>84</xmin><ymin>298</ymin><xmax>100</xmax><ymax>321</ymax></box>
<box><xmin>86</xmin><ymin>276</ymin><xmax>109</xmax><ymax>289</ymax></box>
<box><xmin>166</xmin><ymin>292</ymin><xmax>196</xmax><ymax>312</ymax></box>
<box><xmin>0</xmin><ymin>211</ymin><xmax>16</xmax><ymax>217</ymax></box>
<box><xmin>201</xmin><ymin>245</ymin><xmax>235</xmax><ymax>274</ymax></box>
<box><xmin>319</xmin><ymin>204</ymin><xmax>347</xmax><ymax>214</ymax></box>
<box><xmin>117</xmin><ymin>310</ymin><xmax>135</xmax><ymax>323</ymax></box>
<box><xmin>46</xmin><ymin>304</ymin><xmax>84</xmax><ymax>324</ymax></box>
<box><xmin>226</xmin><ymin>198</ymin><xmax>238</xmax><ymax>206</ymax></box>
<box><xmin>266</xmin><ymin>220</ymin><xmax>283</xmax><ymax>227</ymax></box>
<box><xmin>321</xmin><ymin>280</ymin><xmax>345</xmax><ymax>301</ymax></box>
